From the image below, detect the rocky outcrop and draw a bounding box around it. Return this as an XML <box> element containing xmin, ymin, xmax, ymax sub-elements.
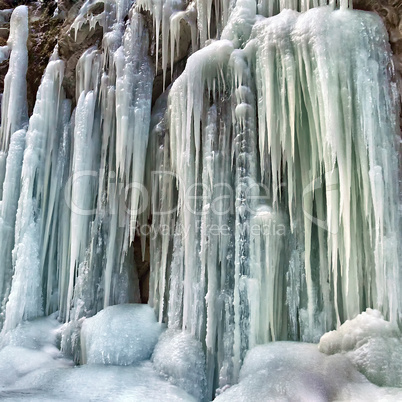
<box><xmin>57</xmin><ymin>0</ymin><xmax>104</xmax><ymax>102</ymax></box>
<box><xmin>354</xmin><ymin>0</ymin><xmax>402</xmax><ymax>134</ymax></box>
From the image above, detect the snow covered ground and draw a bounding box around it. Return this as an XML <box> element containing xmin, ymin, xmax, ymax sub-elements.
<box><xmin>0</xmin><ymin>305</ymin><xmax>401</xmax><ymax>401</ymax></box>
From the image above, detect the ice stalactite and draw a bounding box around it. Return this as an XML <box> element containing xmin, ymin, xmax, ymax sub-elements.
<box><xmin>0</xmin><ymin>129</ymin><xmax>25</xmax><ymax>325</ymax></box>
<box><xmin>61</xmin><ymin>6</ymin><xmax>153</xmax><ymax>322</ymax></box>
<box><xmin>2</xmin><ymin>51</ymin><xmax>68</xmax><ymax>332</ymax></box>
<box><xmin>0</xmin><ymin>0</ymin><xmax>400</xmax><ymax>399</ymax></box>
<box><xmin>62</xmin><ymin>45</ymin><xmax>103</xmax><ymax>323</ymax></box>
<box><xmin>0</xmin><ymin>6</ymin><xmax>28</xmax><ymax>172</ymax></box>
<box><xmin>150</xmin><ymin>2</ymin><xmax>401</xmax><ymax>394</ymax></box>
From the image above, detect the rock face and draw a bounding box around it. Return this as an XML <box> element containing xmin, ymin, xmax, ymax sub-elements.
<box><xmin>57</xmin><ymin>0</ymin><xmax>104</xmax><ymax>102</ymax></box>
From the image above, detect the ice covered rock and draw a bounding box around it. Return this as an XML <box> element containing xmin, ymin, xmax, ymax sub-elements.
<box><xmin>152</xmin><ymin>329</ymin><xmax>207</xmax><ymax>401</ymax></box>
<box><xmin>319</xmin><ymin>309</ymin><xmax>402</xmax><ymax>387</ymax></box>
<box><xmin>59</xmin><ymin>318</ymin><xmax>84</xmax><ymax>364</ymax></box>
<box><xmin>319</xmin><ymin>308</ymin><xmax>400</xmax><ymax>354</ymax></box>
<box><xmin>0</xmin><ymin>314</ymin><xmax>61</xmax><ymax>351</ymax></box>
<box><xmin>0</xmin><ymin>315</ymin><xmax>72</xmax><ymax>390</ymax></box>
<box><xmin>348</xmin><ymin>337</ymin><xmax>402</xmax><ymax>387</ymax></box>
<box><xmin>215</xmin><ymin>342</ymin><xmax>402</xmax><ymax>401</ymax></box>
<box><xmin>80</xmin><ymin>304</ymin><xmax>162</xmax><ymax>365</ymax></box>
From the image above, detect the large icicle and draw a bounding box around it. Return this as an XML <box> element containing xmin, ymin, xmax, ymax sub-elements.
<box><xmin>0</xmin><ymin>5</ymin><xmax>28</xmax><ymax>152</ymax></box>
<box><xmin>61</xmin><ymin>6</ymin><xmax>153</xmax><ymax>322</ymax></box>
<box><xmin>0</xmin><ymin>6</ymin><xmax>28</xmax><ymax>199</ymax></box>
<box><xmin>150</xmin><ymin>3</ymin><xmax>401</xmax><ymax>396</ymax></box>
<box><xmin>0</xmin><ymin>129</ymin><xmax>25</xmax><ymax>326</ymax></box>
<box><xmin>2</xmin><ymin>52</ymin><xmax>67</xmax><ymax>332</ymax></box>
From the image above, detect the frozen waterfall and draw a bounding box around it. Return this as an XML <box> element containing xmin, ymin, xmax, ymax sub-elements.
<box><xmin>0</xmin><ymin>0</ymin><xmax>400</xmax><ymax>400</ymax></box>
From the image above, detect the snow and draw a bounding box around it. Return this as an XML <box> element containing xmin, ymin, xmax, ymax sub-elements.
<box><xmin>1</xmin><ymin>362</ymin><xmax>196</xmax><ymax>402</ymax></box>
<box><xmin>0</xmin><ymin>315</ymin><xmax>73</xmax><ymax>391</ymax></box>
<box><xmin>81</xmin><ymin>304</ymin><xmax>162</xmax><ymax>365</ymax></box>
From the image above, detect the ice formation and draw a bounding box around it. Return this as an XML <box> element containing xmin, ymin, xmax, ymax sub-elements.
<box><xmin>319</xmin><ymin>309</ymin><xmax>402</xmax><ymax>387</ymax></box>
<box><xmin>152</xmin><ymin>2</ymin><xmax>401</xmax><ymax>389</ymax></box>
<box><xmin>214</xmin><ymin>342</ymin><xmax>402</xmax><ymax>401</ymax></box>
<box><xmin>0</xmin><ymin>0</ymin><xmax>400</xmax><ymax>400</ymax></box>
<box><xmin>0</xmin><ymin>313</ymin><xmax>194</xmax><ymax>401</ymax></box>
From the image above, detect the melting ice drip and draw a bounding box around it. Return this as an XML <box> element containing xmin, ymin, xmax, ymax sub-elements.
<box><xmin>0</xmin><ymin>0</ymin><xmax>399</xmax><ymax>397</ymax></box>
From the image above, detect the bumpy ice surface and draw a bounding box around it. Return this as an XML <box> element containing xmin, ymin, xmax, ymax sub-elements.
<box><xmin>81</xmin><ymin>304</ymin><xmax>162</xmax><ymax>365</ymax></box>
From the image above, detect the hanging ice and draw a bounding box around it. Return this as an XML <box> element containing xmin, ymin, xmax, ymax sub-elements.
<box><xmin>0</xmin><ymin>0</ymin><xmax>399</xmax><ymax>400</ymax></box>
<box><xmin>151</xmin><ymin>2</ymin><xmax>401</xmax><ymax>392</ymax></box>
<box><xmin>3</xmin><ymin>50</ymin><xmax>69</xmax><ymax>332</ymax></box>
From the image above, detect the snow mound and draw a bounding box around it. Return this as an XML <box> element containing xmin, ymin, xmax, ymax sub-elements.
<box><xmin>0</xmin><ymin>345</ymin><xmax>71</xmax><ymax>388</ymax></box>
<box><xmin>319</xmin><ymin>309</ymin><xmax>400</xmax><ymax>354</ymax></box>
<box><xmin>81</xmin><ymin>304</ymin><xmax>162</xmax><ymax>365</ymax></box>
<box><xmin>319</xmin><ymin>309</ymin><xmax>402</xmax><ymax>387</ymax></box>
<box><xmin>152</xmin><ymin>329</ymin><xmax>207</xmax><ymax>401</ymax></box>
<box><xmin>215</xmin><ymin>342</ymin><xmax>402</xmax><ymax>401</ymax></box>
<box><xmin>0</xmin><ymin>315</ymin><xmax>72</xmax><ymax>390</ymax></box>
<box><xmin>0</xmin><ymin>314</ymin><xmax>60</xmax><ymax>351</ymax></box>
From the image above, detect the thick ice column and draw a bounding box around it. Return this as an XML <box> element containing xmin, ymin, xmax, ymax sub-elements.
<box><xmin>2</xmin><ymin>53</ymin><xmax>66</xmax><ymax>332</ymax></box>
<box><xmin>0</xmin><ymin>6</ymin><xmax>28</xmax><ymax>198</ymax></box>
<box><xmin>114</xmin><ymin>11</ymin><xmax>153</xmax><ymax>245</ymax></box>
<box><xmin>103</xmin><ymin>10</ymin><xmax>153</xmax><ymax>308</ymax></box>
<box><xmin>66</xmin><ymin>88</ymin><xmax>100</xmax><ymax>320</ymax></box>
<box><xmin>249</xmin><ymin>207</ymin><xmax>287</xmax><ymax>346</ymax></box>
<box><xmin>0</xmin><ymin>129</ymin><xmax>25</xmax><ymax>326</ymax></box>
<box><xmin>0</xmin><ymin>5</ymin><xmax>28</xmax><ymax>151</ymax></box>
<box><xmin>62</xmin><ymin>25</ymin><xmax>122</xmax><ymax>322</ymax></box>
<box><xmin>228</xmin><ymin>48</ymin><xmax>259</xmax><ymax>380</ymax></box>
<box><xmin>168</xmin><ymin>39</ymin><xmax>234</xmax><ymax>341</ymax></box>
<box><xmin>291</xmin><ymin>7</ymin><xmax>400</xmax><ymax>333</ymax></box>
<box><xmin>146</xmin><ymin>90</ymin><xmax>177</xmax><ymax>322</ymax></box>
<box><xmin>63</xmin><ymin>9</ymin><xmax>153</xmax><ymax>320</ymax></box>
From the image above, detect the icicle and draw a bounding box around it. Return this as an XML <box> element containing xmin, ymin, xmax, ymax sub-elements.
<box><xmin>0</xmin><ymin>129</ymin><xmax>25</xmax><ymax>327</ymax></box>
<box><xmin>151</xmin><ymin>3</ymin><xmax>400</xmax><ymax>394</ymax></box>
<box><xmin>66</xmin><ymin>90</ymin><xmax>100</xmax><ymax>320</ymax></box>
<box><xmin>0</xmin><ymin>6</ymin><xmax>28</xmax><ymax>199</ymax></box>
<box><xmin>2</xmin><ymin>52</ymin><xmax>66</xmax><ymax>332</ymax></box>
<box><xmin>114</xmin><ymin>11</ymin><xmax>153</xmax><ymax>247</ymax></box>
